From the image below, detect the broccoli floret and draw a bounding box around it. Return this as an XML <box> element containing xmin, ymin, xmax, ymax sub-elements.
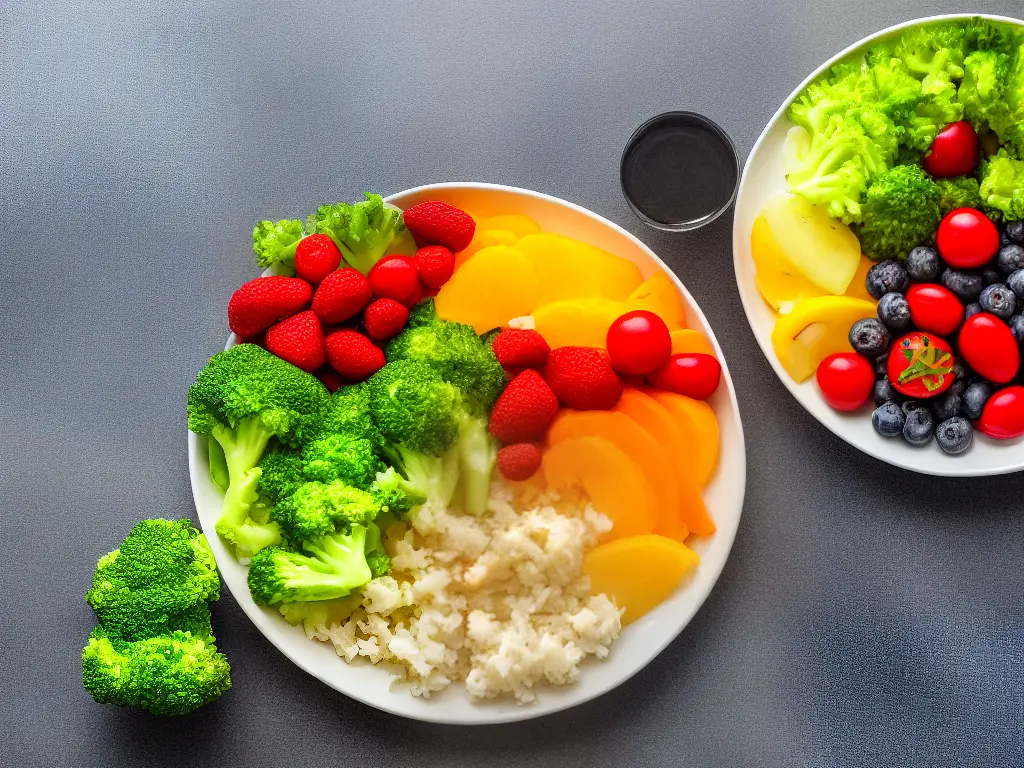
<box><xmin>187</xmin><ymin>344</ymin><xmax>331</xmax><ymax>558</ymax></box>
<box><xmin>313</xmin><ymin>384</ymin><xmax>384</xmax><ymax>446</ymax></box>
<box><xmin>82</xmin><ymin>626</ymin><xmax>231</xmax><ymax>716</ymax></box>
<box><xmin>937</xmin><ymin>177</ymin><xmax>985</xmax><ymax>216</ymax></box>
<box><xmin>252</xmin><ymin>219</ymin><xmax>304</xmax><ymax>270</ymax></box>
<box><xmin>980</xmin><ymin>149</ymin><xmax>1024</xmax><ymax>221</ymax></box>
<box><xmin>892</xmin><ymin>23</ymin><xmax>969</xmax><ymax>100</ymax></box>
<box><xmin>247</xmin><ymin>525</ymin><xmax>377</xmax><ymax>605</ymax></box>
<box><xmin>369</xmin><ymin>466</ymin><xmax>427</xmax><ymax>517</ymax></box>
<box><xmin>301</xmin><ymin>434</ymin><xmax>383</xmax><ymax>489</ymax></box>
<box><xmin>257</xmin><ymin>447</ymin><xmax>305</xmax><ymax>503</ymax></box>
<box><xmin>407</xmin><ymin>298</ymin><xmax>439</xmax><ymax>328</ymax></box>
<box><xmin>85</xmin><ymin>520</ymin><xmax>220</xmax><ymax>642</ymax></box>
<box><xmin>278</xmin><ymin>594</ymin><xmax>363</xmax><ymax>635</ymax></box>
<box><xmin>271</xmin><ymin>481</ymin><xmax>381</xmax><ymax>542</ymax></box>
<box><xmin>308</xmin><ymin>193</ymin><xmax>410</xmax><ymax>275</ymax></box>
<box><xmin>857</xmin><ymin>165</ymin><xmax>942</xmax><ymax>261</ymax></box>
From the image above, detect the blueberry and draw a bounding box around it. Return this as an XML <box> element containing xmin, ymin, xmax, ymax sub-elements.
<box><xmin>935</xmin><ymin>417</ymin><xmax>973</xmax><ymax>455</ymax></box>
<box><xmin>979</xmin><ymin>283</ymin><xmax>1017</xmax><ymax>319</ymax></box>
<box><xmin>877</xmin><ymin>292</ymin><xmax>910</xmax><ymax>330</ymax></box>
<box><xmin>1001</xmin><ymin>229</ymin><xmax>1012</xmax><ymax>248</ymax></box>
<box><xmin>962</xmin><ymin>381</ymin><xmax>993</xmax><ymax>420</ymax></box>
<box><xmin>998</xmin><ymin>244</ymin><xmax>1024</xmax><ymax>275</ymax></box>
<box><xmin>932</xmin><ymin>381</ymin><xmax>965</xmax><ymax>421</ymax></box>
<box><xmin>901</xmin><ymin>400</ymin><xmax>927</xmax><ymax>416</ymax></box>
<box><xmin>965</xmin><ymin>301</ymin><xmax>983</xmax><ymax>320</ymax></box>
<box><xmin>873</xmin><ymin>379</ymin><xmax>900</xmax><ymax>405</ymax></box>
<box><xmin>982</xmin><ymin>264</ymin><xmax>1004</xmax><ymax>286</ymax></box>
<box><xmin>1010</xmin><ymin>314</ymin><xmax>1024</xmax><ymax>344</ymax></box>
<box><xmin>1006</xmin><ymin>221</ymin><xmax>1024</xmax><ymax>245</ymax></box>
<box><xmin>1006</xmin><ymin>269</ymin><xmax>1024</xmax><ymax>300</ymax></box>
<box><xmin>905</xmin><ymin>247</ymin><xmax>942</xmax><ymax>282</ymax></box>
<box><xmin>953</xmin><ymin>361</ymin><xmax>967</xmax><ymax>382</ymax></box>
<box><xmin>874</xmin><ymin>349</ymin><xmax>890</xmax><ymax>376</ymax></box>
<box><xmin>941</xmin><ymin>269</ymin><xmax>983</xmax><ymax>302</ymax></box>
<box><xmin>902</xmin><ymin>407</ymin><xmax>935</xmax><ymax>446</ymax></box>
<box><xmin>849</xmin><ymin>318</ymin><xmax>891</xmax><ymax>358</ymax></box>
<box><xmin>866</xmin><ymin>260</ymin><xmax>909</xmax><ymax>299</ymax></box>
<box><xmin>872</xmin><ymin>402</ymin><xmax>906</xmax><ymax>437</ymax></box>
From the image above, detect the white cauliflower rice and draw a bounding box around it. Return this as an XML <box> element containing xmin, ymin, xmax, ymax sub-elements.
<box><xmin>305</xmin><ymin>483</ymin><xmax>622</xmax><ymax>703</ymax></box>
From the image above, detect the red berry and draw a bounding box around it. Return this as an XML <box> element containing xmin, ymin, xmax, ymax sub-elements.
<box><xmin>542</xmin><ymin>347</ymin><xmax>623</xmax><ymax>410</ymax></box>
<box><xmin>606</xmin><ymin>310</ymin><xmax>672</xmax><ymax>375</ymax></box>
<box><xmin>491</xmin><ymin>329</ymin><xmax>550</xmax><ymax>370</ymax></box>
<box><xmin>937</xmin><ymin>208</ymin><xmax>1000</xmax><ymax>269</ymax></box>
<box><xmin>312</xmin><ymin>268</ymin><xmax>372</xmax><ymax>324</ymax></box>
<box><xmin>325</xmin><ymin>329</ymin><xmax>386</xmax><ymax>381</ymax></box>
<box><xmin>413</xmin><ymin>245</ymin><xmax>456</xmax><ymax>289</ymax></box>
<box><xmin>403</xmin><ymin>200</ymin><xmax>476</xmax><ymax>252</ymax></box>
<box><xmin>488</xmin><ymin>370</ymin><xmax>560</xmax><ymax>443</ymax></box>
<box><xmin>294</xmin><ymin>234</ymin><xmax>342</xmax><ymax>284</ymax></box>
<box><xmin>815</xmin><ymin>353</ymin><xmax>874</xmax><ymax>411</ymax></box>
<box><xmin>923</xmin><ymin>121</ymin><xmax>979</xmax><ymax>178</ymax></box>
<box><xmin>228</xmin><ymin>276</ymin><xmax>313</xmax><ymax>338</ymax></box>
<box><xmin>958</xmin><ymin>312</ymin><xmax>1020</xmax><ymax>384</ymax></box>
<box><xmin>368</xmin><ymin>255</ymin><xmax>422</xmax><ymax>307</ymax></box>
<box><xmin>316</xmin><ymin>367</ymin><xmax>344</xmax><ymax>394</ymax></box>
<box><xmin>363</xmin><ymin>298</ymin><xmax>410</xmax><ymax>341</ymax></box>
<box><xmin>647</xmin><ymin>353</ymin><xmax>721</xmax><ymax>400</ymax></box>
<box><xmin>265</xmin><ymin>310</ymin><xmax>326</xmax><ymax>372</ymax></box>
<box><xmin>906</xmin><ymin>284</ymin><xmax>964</xmax><ymax>336</ymax></box>
<box><xmin>887</xmin><ymin>333</ymin><xmax>957</xmax><ymax>399</ymax></box>
<box><xmin>496</xmin><ymin>443</ymin><xmax>543</xmax><ymax>482</ymax></box>
<box><xmin>977</xmin><ymin>385</ymin><xmax>1024</xmax><ymax>439</ymax></box>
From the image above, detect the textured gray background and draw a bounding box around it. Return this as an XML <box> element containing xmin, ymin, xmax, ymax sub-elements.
<box><xmin>2</xmin><ymin>1</ymin><xmax>1023</xmax><ymax>766</ymax></box>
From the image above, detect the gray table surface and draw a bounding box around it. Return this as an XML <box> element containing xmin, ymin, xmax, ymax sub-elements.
<box><xmin>4</xmin><ymin>1</ymin><xmax>1023</xmax><ymax>766</ymax></box>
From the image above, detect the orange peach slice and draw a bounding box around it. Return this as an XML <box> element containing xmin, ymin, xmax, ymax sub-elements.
<box><xmin>435</xmin><ymin>245</ymin><xmax>539</xmax><ymax>333</ymax></box>
<box><xmin>647</xmin><ymin>388</ymin><xmax>720</xmax><ymax>503</ymax></box>
<box><xmin>515</xmin><ymin>233</ymin><xmax>643</xmax><ymax>306</ymax></box>
<box><xmin>670</xmin><ymin>329</ymin><xmax>716</xmax><ymax>358</ymax></box>
<box><xmin>454</xmin><ymin>229</ymin><xmax>520</xmax><ymax>270</ymax></box>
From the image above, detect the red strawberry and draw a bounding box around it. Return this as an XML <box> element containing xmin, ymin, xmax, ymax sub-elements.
<box><xmin>413</xmin><ymin>245</ymin><xmax>456</xmax><ymax>289</ymax></box>
<box><xmin>312</xmin><ymin>268</ymin><xmax>372</xmax><ymax>324</ymax></box>
<box><xmin>363</xmin><ymin>298</ymin><xmax>409</xmax><ymax>341</ymax></box>
<box><xmin>368</xmin><ymin>255</ymin><xmax>422</xmax><ymax>307</ymax></box>
<box><xmin>265</xmin><ymin>310</ymin><xmax>326</xmax><ymax>372</ymax></box>
<box><xmin>492</xmin><ymin>329</ymin><xmax>550</xmax><ymax>370</ymax></box>
<box><xmin>294</xmin><ymin>234</ymin><xmax>342</xmax><ymax>284</ymax></box>
<box><xmin>403</xmin><ymin>201</ymin><xmax>475</xmax><ymax>251</ymax></box>
<box><xmin>496</xmin><ymin>443</ymin><xmax>543</xmax><ymax>482</ymax></box>
<box><xmin>488</xmin><ymin>369</ymin><xmax>559</xmax><ymax>443</ymax></box>
<box><xmin>325</xmin><ymin>329</ymin><xmax>386</xmax><ymax>381</ymax></box>
<box><xmin>228</xmin><ymin>276</ymin><xmax>312</xmax><ymax>338</ymax></box>
<box><xmin>543</xmin><ymin>347</ymin><xmax>622</xmax><ymax>410</ymax></box>
<box><xmin>316</xmin><ymin>367</ymin><xmax>344</xmax><ymax>394</ymax></box>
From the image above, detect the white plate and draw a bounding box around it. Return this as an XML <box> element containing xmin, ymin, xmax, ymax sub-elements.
<box><xmin>189</xmin><ymin>182</ymin><xmax>747</xmax><ymax>723</ymax></box>
<box><xmin>733</xmin><ymin>14</ymin><xmax>1024</xmax><ymax>477</ymax></box>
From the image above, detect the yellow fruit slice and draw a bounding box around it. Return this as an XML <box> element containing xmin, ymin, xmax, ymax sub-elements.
<box><xmin>670</xmin><ymin>329</ymin><xmax>716</xmax><ymax>358</ymax></box>
<box><xmin>435</xmin><ymin>245</ymin><xmax>539</xmax><ymax>333</ymax></box>
<box><xmin>478</xmin><ymin>214</ymin><xmax>542</xmax><ymax>240</ymax></box>
<box><xmin>528</xmin><ymin>297</ymin><xmax>627</xmax><ymax>349</ymax></box>
<box><xmin>514</xmin><ymin>233</ymin><xmax>643</xmax><ymax>306</ymax></box>
<box><xmin>844</xmin><ymin>256</ymin><xmax>875</xmax><ymax>302</ymax></box>
<box><xmin>751</xmin><ymin>214</ymin><xmax>826</xmax><ymax>313</ymax></box>
<box><xmin>583</xmin><ymin>535</ymin><xmax>700</xmax><ymax>625</ymax></box>
<box><xmin>770</xmin><ymin>296</ymin><xmax>878</xmax><ymax>382</ymax></box>
<box><xmin>626</xmin><ymin>273</ymin><xmax>688</xmax><ymax>330</ymax></box>
<box><xmin>454</xmin><ymin>229</ymin><xmax>520</xmax><ymax>270</ymax></box>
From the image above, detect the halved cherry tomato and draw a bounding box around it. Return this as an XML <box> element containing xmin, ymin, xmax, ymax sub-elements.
<box><xmin>647</xmin><ymin>353</ymin><xmax>721</xmax><ymax>399</ymax></box>
<box><xmin>958</xmin><ymin>312</ymin><xmax>1020</xmax><ymax>384</ymax></box>
<box><xmin>887</xmin><ymin>332</ymin><xmax>956</xmax><ymax>399</ymax></box>
<box><xmin>937</xmin><ymin>208</ymin><xmax>1000</xmax><ymax>269</ymax></box>
<box><xmin>906</xmin><ymin>284</ymin><xmax>964</xmax><ymax>336</ymax></box>
<box><xmin>923</xmin><ymin>121</ymin><xmax>979</xmax><ymax>178</ymax></box>
<box><xmin>977</xmin><ymin>386</ymin><xmax>1024</xmax><ymax>439</ymax></box>
<box><xmin>606</xmin><ymin>310</ymin><xmax>671</xmax><ymax>375</ymax></box>
<box><xmin>815</xmin><ymin>353</ymin><xmax>874</xmax><ymax>411</ymax></box>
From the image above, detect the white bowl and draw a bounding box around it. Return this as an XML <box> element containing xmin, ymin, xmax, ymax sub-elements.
<box><xmin>733</xmin><ymin>14</ymin><xmax>1024</xmax><ymax>477</ymax></box>
<box><xmin>189</xmin><ymin>182</ymin><xmax>747</xmax><ymax>723</ymax></box>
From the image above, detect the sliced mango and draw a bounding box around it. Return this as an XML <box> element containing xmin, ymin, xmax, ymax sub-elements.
<box><xmin>514</xmin><ymin>233</ymin><xmax>643</xmax><ymax>306</ymax></box>
<box><xmin>770</xmin><ymin>296</ymin><xmax>878</xmax><ymax>382</ymax></box>
<box><xmin>670</xmin><ymin>329</ymin><xmax>716</xmax><ymax>358</ymax></box>
<box><xmin>478</xmin><ymin>214</ymin><xmax>541</xmax><ymax>240</ymax></box>
<box><xmin>751</xmin><ymin>214</ymin><xmax>826</xmax><ymax>313</ymax></box>
<box><xmin>542</xmin><ymin>435</ymin><xmax>656</xmax><ymax>540</ymax></box>
<box><xmin>454</xmin><ymin>229</ymin><xmax>520</xmax><ymax>270</ymax></box>
<box><xmin>647</xmin><ymin>388</ymin><xmax>720</xmax><ymax>502</ymax></box>
<box><xmin>583</xmin><ymin>535</ymin><xmax>700</xmax><ymax>625</ymax></box>
<box><xmin>844</xmin><ymin>257</ymin><xmax>875</xmax><ymax>303</ymax></box>
<box><xmin>626</xmin><ymin>273</ymin><xmax>688</xmax><ymax>330</ymax></box>
<box><xmin>528</xmin><ymin>297</ymin><xmax>626</xmax><ymax>349</ymax></box>
<box><xmin>435</xmin><ymin>245</ymin><xmax>539</xmax><ymax>333</ymax></box>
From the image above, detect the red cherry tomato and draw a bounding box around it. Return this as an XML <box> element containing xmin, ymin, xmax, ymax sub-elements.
<box><xmin>367</xmin><ymin>255</ymin><xmax>422</xmax><ymax>307</ymax></box>
<box><xmin>923</xmin><ymin>121</ymin><xmax>980</xmax><ymax>178</ymax></box>
<box><xmin>906</xmin><ymin>284</ymin><xmax>964</xmax><ymax>336</ymax></box>
<box><xmin>647</xmin><ymin>353</ymin><xmax>721</xmax><ymax>399</ymax></box>
<box><xmin>815</xmin><ymin>353</ymin><xmax>875</xmax><ymax>411</ymax></box>
<box><xmin>937</xmin><ymin>208</ymin><xmax>1000</xmax><ymax>269</ymax></box>
<box><xmin>606</xmin><ymin>310</ymin><xmax>672</xmax><ymax>374</ymax></box>
<box><xmin>887</xmin><ymin>332</ymin><xmax>956</xmax><ymax>399</ymax></box>
<box><xmin>958</xmin><ymin>312</ymin><xmax>1021</xmax><ymax>384</ymax></box>
<box><xmin>977</xmin><ymin>385</ymin><xmax>1024</xmax><ymax>439</ymax></box>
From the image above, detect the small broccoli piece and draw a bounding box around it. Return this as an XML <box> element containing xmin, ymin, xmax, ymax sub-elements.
<box><xmin>247</xmin><ymin>525</ymin><xmax>376</xmax><ymax>605</ymax></box>
<box><xmin>82</xmin><ymin>626</ymin><xmax>231</xmax><ymax>716</ymax></box>
<box><xmin>85</xmin><ymin>520</ymin><xmax>220</xmax><ymax>642</ymax></box>
<box><xmin>257</xmin><ymin>447</ymin><xmax>305</xmax><ymax>503</ymax></box>
<box><xmin>364</xmin><ymin>522</ymin><xmax>390</xmax><ymax>578</ymax></box>
<box><xmin>980</xmin><ymin>150</ymin><xmax>1024</xmax><ymax>221</ymax></box>
<box><xmin>187</xmin><ymin>344</ymin><xmax>331</xmax><ymax>558</ymax></box>
<box><xmin>271</xmin><ymin>481</ymin><xmax>381</xmax><ymax>541</ymax></box>
<box><xmin>308</xmin><ymin>193</ymin><xmax>409</xmax><ymax>275</ymax></box>
<box><xmin>407</xmin><ymin>298</ymin><xmax>439</xmax><ymax>328</ymax></box>
<box><xmin>857</xmin><ymin>164</ymin><xmax>942</xmax><ymax>261</ymax></box>
<box><xmin>369</xmin><ymin>466</ymin><xmax>427</xmax><ymax>517</ymax></box>
<box><xmin>301</xmin><ymin>434</ymin><xmax>383</xmax><ymax>489</ymax></box>
<box><xmin>892</xmin><ymin>22</ymin><xmax>968</xmax><ymax>100</ymax></box>
<box><xmin>313</xmin><ymin>383</ymin><xmax>384</xmax><ymax>446</ymax></box>
<box><xmin>958</xmin><ymin>47</ymin><xmax>1013</xmax><ymax>127</ymax></box>
<box><xmin>278</xmin><ymin>594</ymin><xmax>363</xmax><ymax>635</ymax></box>
<box><xmin>252</xmin><ymin>219</ymin><xmax>304</xmax><ymax>270</ymax></box>
<box><xmin>937</xmin><ymin>177</ymin><xmax>985</xmax><ymax>216</ymax></box>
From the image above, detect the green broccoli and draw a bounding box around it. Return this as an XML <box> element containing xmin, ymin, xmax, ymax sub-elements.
<box><xmin>83</xmin><ymin>627</ymin><xmax>231</xmax><ymax>716</ymax></box>
<box><xmin>980</xmin><ymin>149</ymin><xmax>1024</xmax><ymax>221</ymax></box>
<box><xmin>407</xmin><ymin>298</ymin><xmax>439</xmax><ymax>328</ymax></box>
<box><xmin>892</xmin><ymin>22</ymin><xmax>969</xmax><ymax>100</ymax></box>
<box><xmin>278</xmin><ymin>594</ymin><xmax>363</xmax><ymax>634</ymax></box>
<box><xmin>187</xmin><ymin>344</ymin><xmax>331</xmax><ymax>558</ymax></box>
<box><xmin>257</xmin><ymin>447</ymin><xmax>305</xmax><ymax>503</ymax></box>
<box><xmin>271</xmin><ymin>481</ymin><xmax>382</xmax><ymax>541</ymax></box>
<box><xmin>308</xmin><ymin>193</ymin><xmax>413</xmax><ymax>275</ymax></box>
<box><xmin>857</xmin><ymin>164</ymin><xmax>942</xmax><ymax>261</ymax></box>
<box><xmin>313</xmin><ymin>383</ymin><xmax>384</xmax><ymax>446</ymax></box>
<box><xmin>369</xmin><ymin>466</ymin><xmax>427</xmax><ymax>517</ymax></box>
<box><xmin>252</xmin><ymin>219</ymin><xmax>304</xmax><ymax>270</ymax></box>
<box><xmin>937</xmin><ymin>176</ymin><xmax>985</xmax><ymax>216</ymax></box>
<box><xmin>301</xmin><ymin>434</ymin><xmax>383</xmax><ymax>489</ymax></box>
<box><xmin>85</xmin><ymin>519</ymin><xmax>220</xmax><ymax>642</ymax></box>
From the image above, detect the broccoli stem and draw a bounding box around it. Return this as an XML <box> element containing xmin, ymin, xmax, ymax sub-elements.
<box><xmin>396</xmin><ymin>445</ymin><xmax>460</xmax><ymax>508</ymax></box>
<box><xmin>456</xmin><ymin>413</ymin><xmax>497</xmax><ymax>516</ymax></box>
<box><xmin>212</xmin><ymin>417</ymin><xmax>274</xmax><ymax>483</ymax></box>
